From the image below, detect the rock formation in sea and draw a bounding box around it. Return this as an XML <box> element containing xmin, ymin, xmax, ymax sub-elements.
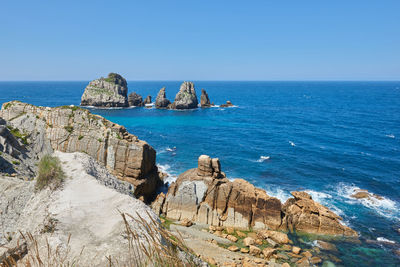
<box><xmin>128</xmin><ymin>92</ymin><xmax>144</xmax><ymax>107</ymax></box>
<box><xmin>220</xmin><ymin>100</ymin><xmax>234</xmax><ymax>107</ymax></box>
<box><xmin>170</xmin><ymin>82</ymin><xmax>198</xmax><ymax>109</ymax></box>
<box><xmin>155</xmin><ymin>87</ymin><xmax>171</xmax><ymax>109</ymax></box>
<box><xmin>143</xmin><ymin>95</ymin><xmax>152</xmax><ymax>105</ymax></box>
<box><xmin>152</xmin><ymin>155</ymin><xmax>358</xmax><ymax>237</ymax></box>
<box><xmin>200</xmin><ymin>89</ymin><xmax>211</xmax><ymax>107</ymax></box>
<box><xmin>80</xmin><ymin>73</ymin><xmax>129</xmax><ymax>107</ymax></box>
<box><xmin>0</xmin><ymin>101</ymin><xmax>161</xmax><ymax>200</ymax></box>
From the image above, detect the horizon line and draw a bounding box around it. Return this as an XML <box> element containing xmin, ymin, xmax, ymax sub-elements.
<box><xmin>0</xmin><ymin>79</ymin><xmax>399</xmax><ymax>82</ymax></box>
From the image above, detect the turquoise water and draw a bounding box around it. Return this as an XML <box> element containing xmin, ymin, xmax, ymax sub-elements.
<box><xmin>1</xmin><ymin>81</ymin><xmax>399</xmax><ymax>266</ymax></box>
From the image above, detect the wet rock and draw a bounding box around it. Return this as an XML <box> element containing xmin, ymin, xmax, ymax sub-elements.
<box><xmin>310</xmin><ymin>256</ymin><xmax>322</xmax><ymax>264</ymax></box>
<box><xmin>81</xmin><ymin>73</ymin><xmax>128</xmax><ymax>107</ymax></box>
<box><xmin>281</xmin><ymin>191</ymin><xmax>358</xmax><ymax>236</ymax></box>
<box><xmin>220</xmin><ymin>100</ymin><xmax>234</xmax><ymax>107</ymax></box>
<box><xmin>143</xmin><ymin>95</ymin><xmax>152</xmax><ymax>105</ymax></box>
<box><xmin>170</xmin><ymin>81</ymin><xmax>198</xmax><ymax>109</ymax></box>
<box><xmin>128</xmin><ymin>92</ymin><xmax>144</xmax><ymax>107</ymax></box>
<box><xmin>200</xmin><ymin>89</ymin><xmax>211</xmax><ymax>107</ymax></box>
<box><xmin>155</xmin><ymin>87</ymin><xmax>171</xmax><ymax>109</ymax></box>
<box><xmin>314</xmin><ymin>240</ymin><xmax>337</xmax><ymax>251</ymax></box>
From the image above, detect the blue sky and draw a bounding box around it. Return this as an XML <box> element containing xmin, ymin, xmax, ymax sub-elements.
<box><xmin>1</xmin><ymin>1</ymin><xmax>399</xmax><ymax>81</ymax></box>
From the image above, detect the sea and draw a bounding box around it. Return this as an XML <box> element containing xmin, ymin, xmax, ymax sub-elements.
<box><xmin>0</xmin><ymin>81</ymin><xmax>399</xmax><ymax>266</ymax></box>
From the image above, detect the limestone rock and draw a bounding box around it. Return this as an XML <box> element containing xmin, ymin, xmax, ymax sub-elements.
<box><xmin>249</xmin><ymin>245</ymin><xmax>261</xmax><ymax>256</ymax></box>
<box><xmin>181</xmin><ymin>218</ymin><xmax>193</xmax><ymax>227</ymax></box>
<box><xmin>200</xmin><ymin>89</ymin><xmax>211</xmax><ymax>107</ymax></box>
<box><xmin>144</xmin><ymin>95</ymin><xmax>152</xmax><ymax>105</ymax></box>
<box><xmin>262</xmin><ymin>247</ymin><xmax>276</xmax><ymax>259</ymax></box>
<box><xmin>228</xmin><ymin>245</ymin><xmax>239</xmax><ymax>252</ymax></box>
<box><xmin>227</xmin><ymin>235</ymin><xmax>238</xmax><ymax>242</ymax></box>
<box><xmin>243</xmin><ymin>237</ymin><xmax>255</xmax><ymax>247</ymax></box>
<box><xmin>281</xmin><ymin>191</ymin><xmax>358</xmax><ymax>236</ymax></box>
<box><xmin>155</xmin><ymin>87</ymin><xmax>171</xmax><ymax>109</ymax></box>
<box><xmin>81</xmin><ymin>73</ymin><xmax>128</xmax><ymax>107</ymax></box>
<box><xmin>292</xmin><ymin>246</ymin><xmax>301</xmax><ymax>254</ymax></box>
<box><xmin>158</xmin><ymin>155</ymin><xmax>282</xmax><ymax>230</ymax></box>
<box><xmin>170</xmin><ymin>82</ymin><xmax>198</xmax><ymax>109</ymax></box>
<box><xmin>258</xmin><ymin>230</ymin><xmax>289</xmax><ymax>244</ymax></box>
<box><xmin>0</xmin><ymin>101</ymin><xmax>161</xmax><ymax>201</ymax></box>
<box><xmin>128</xmin><ymin>92</ymin><xmax>144</xmax><ymax>107</ymax></box>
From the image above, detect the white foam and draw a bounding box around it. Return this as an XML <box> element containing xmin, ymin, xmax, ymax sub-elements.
<box><xmin>256</xmin><ymin>156</ymin><xmax>270</xmax><ymax>162</ymax></box>
<box><xmin>336</xmin><ymin>183</ymin><xmax>399</xmax><ymax>221</ymax></box>
<box><xmin>289</xmin><ymin>141</ymin><xmax>296</xmax><ymax>147</ymax></box>
<box><xmin>157</xmin><ymin>164</ymin><xmax>178</xmax><ymax>184</ymax></box>
<box><xmin>166</xmin><ymin>147</ymin><xmax>176</xmax><ymax>152</ymax></box>
<box><xmin>265</xmin><ymin>187</ymin><xmax>291</xmax><ymax>203</ymax></box>
<box><xmin>305</xmin><ymin>190</ymin><xmax>345</xmax><ymax>217</ymax></box>
<box><xmin>386</xmin><ymin>134</ymin><xmax>395</xmax><ymax>139</ymax></box>
<box><xmin>376</xmin><ymin>237</ymin><xmax>396</xmax><ymax>244</ymax></box>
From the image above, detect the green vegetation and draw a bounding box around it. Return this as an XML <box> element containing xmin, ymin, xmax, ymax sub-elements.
<box><xmin>36</xmin><ymin>115</ymin><xmax>40</xmax><ymax>119</ymax></box>
<box><xmin>12</xmin><ymin>160</ymin><xmax>20</xmax><ymax>165</ymax></box>
<box><xmin>59</xmin><ymin>105</ymin><xmax>83</xmax><ymax>112</ymax></box>
<box><xmin>64</xmin><ymin>125</ymin><xmax>73</xmax><ymax>133</ymax></box>
<box><xmin>7</xmin><ymin>125</ymin><xmax>29</xmax><ymax>145</ymax></box>
<box><xmin>116</xmin><ymin>133</ymin><xmax>122</xmax><ymax>140</ymax></box>
<box><xmin>97</xmin><ymin>138</ymin><xmax>102</xmax><ymax>142</ymax></box>
<box><xmin>35</xmin><ymin>155</ymin><xmax>65</xmax><ymax>191</ymax></box>
<box><xmin>3</xmin><ymin>102</ymin><xmax>12</xmax><ymax>109</ymax></box>
<box><xmin>78</xmin><ymin>135</ymin><xmax>84</xmax><ymax>140</ymax></box>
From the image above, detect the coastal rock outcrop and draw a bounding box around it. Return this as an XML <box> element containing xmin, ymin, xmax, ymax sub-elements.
<box><xmin>220</xmin><ymin>101</ymin><xmax>234</xmax><ymax>107</ymax></box>
<box><xmin>200</xmin><ymin>89</ymin><xmax>211</xmax><ymax>107</ymax></box>
<box><xmin>143</xmin><ymin>95</ymin><xmax>152</xmax><ymax>105</ymax></box>
<box><xmin>128</xmin><ymin>92</ymin><xmax>144</xmax><ymax>107</ymax></box>
<box><xmin>281</xmin><ymin>191</ymin><xmax>358</xmax><ymax>236</ymax></box>
<box><xmin>0</xmin><ymin>101</ymin><xmax>161</xmax><ymax>200</ymax></box>
<box><xmin>170</xmin><ymin>82</ymin><xmax>198</xmax><ymax>109</ymax></box>
<box><xmin>153</xmin><ymin>155</ymin><xmax>283</xmax><ymax>230</ymax></box>
<box><xmin>155</xmin><ymin>87</ymin><xmax>171</xmax><ymax>109</ymax></box>
<box><xmin>153</xmin><ymin>155</ymin><xmax>358</xmax><ymax>237</ymax></box>
<box><xmin>81</xmin><ymin>73</ymin><xmax>128</xmax><ymax>107</ymax></box>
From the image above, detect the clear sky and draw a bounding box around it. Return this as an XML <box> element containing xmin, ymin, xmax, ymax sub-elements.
<box><xmin>1</xmin><ymin>1</ymin><xmax>399</xmax><ymax>81</ymax></box>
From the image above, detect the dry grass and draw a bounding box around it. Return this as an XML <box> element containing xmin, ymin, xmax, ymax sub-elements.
<box><xmin>35</xmin><ymin>155</ymin><xmax>65</xmax><ymax>191</ymax></box>
<box><xmin>1</xmin><ymin>212</ymin><xmax>203</xmax><ymax>267</ymax></box>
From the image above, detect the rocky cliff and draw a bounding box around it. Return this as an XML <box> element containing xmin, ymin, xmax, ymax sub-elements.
<box><xmin>155</xmin><ymin>87</ymin><xmax>171</xmax><ymax>109</ymax></box>
<box><xmin>0</xmin><ymin>101</ymin><xmax>161</xmax><ymax>200</ymax></box>
<box><xmin>153</xmin><ymin>155</ymin><xmax>357</xmax><ymax>237</ymax></box>
<box><xmin>200</xmin><ymin>89</ymin><xmax>211</xmax><ymax>107</ymax></box>
<box><xmin>81</xmin><ymin>73</ymin><xmax>128</xmax><ymax>107</ymax></box>
<box><xmin>170</xmin><ymin>82</ymin><xmax>198</xmax><ymax>109</ymax></box>
<box><xmin>128</xmin><ymin>92</ymin><xmax>144</xmax><ymax>107</ymax></box>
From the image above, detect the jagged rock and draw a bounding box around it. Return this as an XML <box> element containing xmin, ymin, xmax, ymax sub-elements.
<box><xmin>170</xmin><ymin>82</ymin><xmax>198</xmax><ymax>109</ymax></box>
<box><xmin>0</xmin><ymin>125</ymin><xmax>24</xmax><ymax>158</ymax></box>
<box><xmin>81</xmin><ymin>73</ymin><xmax>128</xmax><ymax>107</ymax></box>
<box><xmin>143</xmin><ymin>95</ymin><xmax>152</xmax><ymax>105</ymax></box>
<box><xmin>220</xmin><ymin>101</ymin><xmax>234</xmax><ymax>108</ymax></box>
<box><xmin>155</xmin><ymin>87</ymin><xmax>171</xmax><ymax>109</ymax></box>
<box><xmin>128</xmin><ymin>92</ymin><xmax>144</xmax><ymax>107</ymax></box>
<box><xmin>154</xmin><ymin>155</ymin><xmax>358</xmax><ymax>237</ymax></box>
<box><xmin>0</xmin><ymin>101</ymin><xmax>161</xmax><ymax>201</ymax></box>
<box><xmin>281</xmin><ymin>191</ymin><xmax>358</xmax><ymax>236</ymax></box>
<box><xmin>249</xmin><ymin>245</ymin><xmax>261</xmax><ymax>256</ymax></box>
<box><xmin>200</xmin><ymin>89</ymin><xmax>211</xmax><ymax>107</ymax></box>
<box><xmin>262</xmin><ymin>247</ymin><xmax>276</xmax><ymax>259</ymax></box>
<box><xmin>156</xmin><ymin>155</ymin><xmax>282</xmax><ymax>230</ymax></box>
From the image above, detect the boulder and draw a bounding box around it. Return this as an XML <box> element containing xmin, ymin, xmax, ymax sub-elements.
<box><xmin>243</xmin><ymin>237</ymin><xmax>255</xmax><ymax>247</ymax></box>
<box><xmin>200</xmin><ymin>89</ymin><xmax>211</xmax><ymax>107</ymax></box>
<box><xmin>143</xmin><ymin>95</ymin><xmax>152</xmax><ymax>105</ymax></box>
<box><xmin>280</xmin><ymin>191</ymin><xmax>358</xmax><ymax>236</ymax></box>
<box><xmin>180</xmin><ymin>218</ymin><xmax>193</xmax><ymax>227</ymax></box>
<box><xmin>81</xmin><ymin>73</ymin><xmax>128</xmax><ymax>107</ymax></box>
<box><xmin>128</xmin><ymin>92</ymin><xmax>144</xmax><ymax>107</ymax></box>
<box><xmin>249</xmin><ymin>245</ymin><xmax>261</xmax><ymax>256</ymax></box>
<box><xmin>155</xmin><ymin>87</ymin><xmax>171</xmax><ymax>109</ymax></box>
<box><xmin>258</xmin><ymin>230</ymin><xmax>290</xmax><ymax>244</ymax></box>
<box><xmin>170</xmin><ymin>82</ymin><xmax>198</xmax><ymax>109</ymax></box>
<box><xmin>262</xmin><ymin>247</ymin><xmax>276</xmax><ymax>259</ymax></box>
<box><xmin>0</xmin><ymin>101</ymin><xmax>161</xmax><ymax>201</ymax></box>
<box><xmin>155</xmin><ymin>155</ymin><xmax>282</xmax><ymax>230</ymax></box>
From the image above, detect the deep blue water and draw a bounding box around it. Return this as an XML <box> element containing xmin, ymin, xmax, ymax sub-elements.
<box><xmin>1</xmin><ymin>81</ymin><xmax>400</xmax><ymax>266</ymax></box>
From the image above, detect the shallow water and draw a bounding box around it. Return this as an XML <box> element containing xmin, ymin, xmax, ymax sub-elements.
<box><xmin>1</xmin><ymin>81</ymin><xmax>399</xmax><ymax>266</ymax></box>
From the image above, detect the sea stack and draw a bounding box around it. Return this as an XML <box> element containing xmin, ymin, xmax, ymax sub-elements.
<box><xmin>81</xmin><ymin>73</ymin><xmax>128</xmax><ymax>107</ymax></box>
<box><xmin>128</xmin><ymin>92</ymin><xmax>144</xmax><ymax>107</ymax></box>
<box><xmin>200</xmin><ymin>89</ymin><xmax>211</xmax><ymax>107</ymax></box>
<box><xmin>143</xmin><ymin>95</ymin><xmax>152</xmax><ymax>105</ymax></box>
<box><xmin>170</xmin><ymin>81</ymin><xmax>198</xmax><ymax>109</ymax></box>
<box><xmin>220</xmin><ymin>100</ymin><xmax>234</xmax><ymax>107</ymax></box>
<box><xmin>155</xmin><ymin>87</ymin><xmax>171</xmax><ymax>109</ymax></box>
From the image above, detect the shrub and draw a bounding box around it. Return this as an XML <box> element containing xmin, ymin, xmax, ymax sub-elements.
<box><xmin>64</xmin><ymin>125</ymin><xmax>73</xmax><ymax>133</ymax></box>
<box><xmin>78</xmin><ymin>135</ymin><xmax>84</xmax><ymax>140</ymax></box>
<box><xmin>35</xmin><ymin>155</ymin><xmax>65</xmax><ymax>190</ymax></box>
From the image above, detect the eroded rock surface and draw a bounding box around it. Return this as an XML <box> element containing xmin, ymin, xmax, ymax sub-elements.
<box><xmin>128</xmin><ymin>92</ymin><xmax>144</xmax><ymax>107</ymax></box>
<box><xmin>0</xmin><ymin>101</ymin><xmax>161</xmax><ymax>200</ymax></box>
<box><xmin>155</xmin><ymin>87</ymin><xmax>171</xmax><ymax>109</ymax></box>
<box><xmin>154</xmin><ymin>155</ymin><xmax>358</xmax><ymax>237</ymax></box>
<box><xmin>200</xmin><ymin>89</ymin><xmax>211</xmax><ymax>107</ymax></box>
<box><xmin>170</xmin><ymin>82</ymin><xmax>198</xmax><ymax>109</ymax></box>
<box><xmin>81</xmin><ymin>73</ymin><xmax>128</xmax><ymax>107</ymax></box>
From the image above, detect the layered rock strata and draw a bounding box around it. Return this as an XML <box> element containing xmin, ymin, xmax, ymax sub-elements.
<box><xmin>81</xmin><ymin>73</ymin><xmax>128</xmax><ymax>107</ymax></box>
<box><xmin>153</xmin><ymin>155</ymin><xmax>357</xmax><ymax>237</ymax></box>
<box><xmin>170</xmin><ymin>81</ymin><xmax>198</xmax><ymax>109</ymax></box>
<box><xmin>0</xmin><ymin>101</ymin><xmax>161</xmax><ymax>200</ymax></box>
<box><xmin>155</xmin><ymin>87</ymin><xmax>171</xmax><ymax>109</ymax></box>
<box><xmin>128</xmin><ymin>92</ymin><xmax>144</xmax><ymax>107</ymax></box>
<box><xmin>200</xmin><ymin>89</ymin><xmax>211</xmax><ymax>107</ymax></box>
